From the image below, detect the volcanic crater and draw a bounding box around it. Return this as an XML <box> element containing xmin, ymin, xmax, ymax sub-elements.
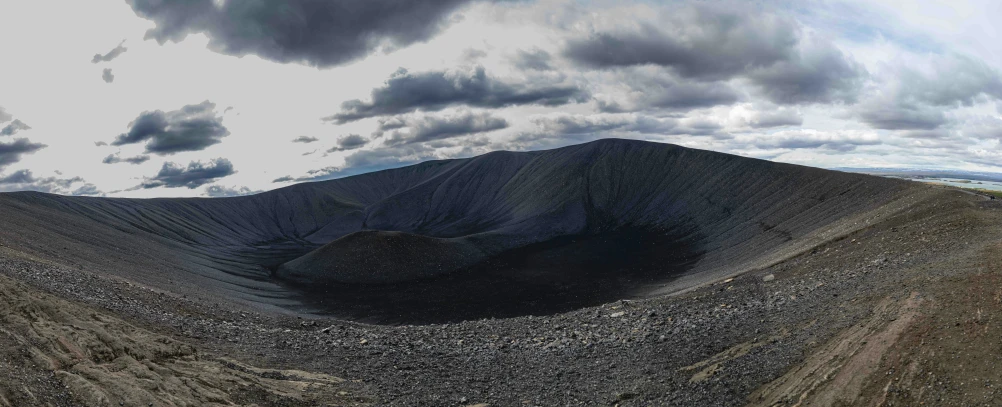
<box><xmin>0</xmin><ymin>139</ymin><xmax>913</xmax><ymax>324</ymax></box>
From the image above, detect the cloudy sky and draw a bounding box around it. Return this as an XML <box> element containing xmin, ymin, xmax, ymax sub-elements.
<box><xmin>2</xmin><ymin>0</ymin><xmax>1002</xmax><ymax>197</ymax></box>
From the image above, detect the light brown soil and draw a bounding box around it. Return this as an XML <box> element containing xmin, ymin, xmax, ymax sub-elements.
<box><xmin>0</xmin><ymin>273</ymin><xmax>370</xmax><ymax>407</ymax></box>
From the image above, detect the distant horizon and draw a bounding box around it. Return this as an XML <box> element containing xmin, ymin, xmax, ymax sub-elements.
<box><xmin>1</xmin><ymin>137</ymin><xmax>1002</xmax><ymax>199</ymax></box>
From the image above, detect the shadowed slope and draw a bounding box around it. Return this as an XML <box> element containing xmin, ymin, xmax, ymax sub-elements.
<box><xmin>0</xmin><ymin>139</ymin><xmax>921</xmax><ymax>322</ymax></box>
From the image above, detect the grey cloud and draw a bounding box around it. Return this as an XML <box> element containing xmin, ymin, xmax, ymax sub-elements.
<box><xmin>899</xmin><ymin>55</ymin><xmax>1002</xmax><ymax>107</ymax></box>
<box><xmin>674</xmin><ymin>118</ymin><xmax>726</xmax><ymax>137</ymax></box>
<box><xmin>858</xmin><ymin>103</ymin><xmax>946</xmax><ymax>130</ymax></box>
<box><xmin>529</xmin><ymin>114</ymin><xmax>676</xmax><ymax>138</ymax></box>
<box><xmin>139</xmin><ymin>158</ymin><xmax>235</xmax><ymax>189</ymax></box>
<box><xmin>297</xmin><ymin>166</ymin><xmax>341</xmax><ymax>181</ymax></box>
<box><xmin>340</xmin><ymin>144</ymin><xmax>434</xmax><ymax>174</ymax></box>
<box><xmin>292</xmin><ymin>136</ymin><xmax>319</xmax><ymax>143</ymax></box>
<box><xmin>92</xmin><ymin>41</ymin><xmax>127</xmax><ymax>63</ymax></box>
<box><xmin>102</xmin><ymin>68</ymin><xmax>115</xmax><ymax>83</ymax></box>
<box><xmin>748</xmin><ymin>131</ymin><xmax>880</xmax><ymax>152</ymax></box>
<box><xmin>564</xmin><ymin>4</ymin><xmax>797</xmax><ymax>80</ymax></box>
<box><xmin>272</xmin><ymin>176</ymin><xmax>295</xmax><ymax>183</ymax></box>
<box><xmin>747</xmin><ymin>109</ymin><xmax>803</xmax><ymax>128</ymax></box>
<box><xmin>377</xmin><ymin>117</ymin><xmax>407</xmax><ymax>131</ymax></box>
<box><xmin>1</xmin><ymin>119</ymin><xmax>31</xmax><ymax>136</ymax></box>
<box><xmin>299</xmin><ymin>144</ymin><xmax>440</xmax><ymax>182</ymax></box>
<box><xmin>596</xmin><ymin>69</ymin><xmax>740</xmax><ymax>113</ymax></box>
<box><xmin>462</xmin><ymin>48</ymin><xmax>488</xmax><ymax>62</ymax></box>
<box><xmin>0</xmin><ymin>107</ymin><xmax>11</xmax><ymax>124</ymax></box>
<box><xmin>327</xmin><ymin>134</ymin><xmax>368</xmax><ymax>152</ymax></box>
<box><xmin>0</xmin><ymin>138</ymin><xmax>46</xmax><ymax>169</ymax></box>
<box><xmin>0</xmin><ymin>169</ymin><xmax>85</xmax><ymax>194</ymax></box>
<box><xmin>0</xmin><ymin>170</ymin><xmax>33</xmax><ymax>184</ymax></box>
<box><xmin>899</xmin><ymin>129</ymin><xmax>953</xmax><ymax>140</ymax></box>
<box><xmin>205</xmin><ymin>185</ymin><xmax>257</xmax><ymax>197</ymax></box>
<box><xmin>511</xmin><ymin>114</ymin><xmax>680</xmax><ymax>150</ymax></box>
<box><xmin>512</xmin><ymin>48</ymin><xmax>553</xmax><ymax>71</ymax></box>
<box><xmin>857</xmin><ymin>55</ymin><xmax>1002</xmax><ymax>131</ymax></box>
<box><xmin>102</xmin><ymin>153</ymin><xmax>151</xmax><ymax>165</ymax></box>
<box><xmin>325</xmin><ymin>66</ymin><xmax>588</xmax><ymax>123</ymax></box>
<box><xmin>127</xmin><ymin>0</ymin><xmax>475</xmax><ymax>68</ymax></box>
<box><xmin>72</xmin><ymin>184</ymin><xmax>102</xmax><ymax>196</ymax></box>
<box><xmin>112</xmin><ymin>101</ymin><xmax>229</xmax><ymax>154</ymax></box>
<box><xmin>381</xmin><ymin>112</ymin><xmax>508</xmax><ymax>146</ymax></box>
<box><xmin>961</xmin><ymin>116</ymin><xmax>1002</xmax><ymax>141</ymax></box>
<box><xmin>564</xmin><ymin>4</ymin><xmax>864</xmax><ymax>105</ymax></box>
<box><xmin>747</xmin><ymin>38</ymin><xmax>866</xmax><ymax>104</ymax></box>
<box><xmin>94</xmin><ymin>141</ymin><xmax>108</xmax><ymax>146</ymax></box>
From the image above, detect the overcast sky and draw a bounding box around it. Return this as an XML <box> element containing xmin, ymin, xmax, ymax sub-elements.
<box><xmin>1</xmin><ymin>0</ymin><xmax>1002</xmax><ymax>197</ymax></box>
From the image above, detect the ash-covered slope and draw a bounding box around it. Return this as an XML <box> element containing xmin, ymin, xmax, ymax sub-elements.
<box><xmin>277</xmin><ymin>140</ymin><xmax>912</xmax><ymax>285</ymax></box>
<box><xmin>0</xmin><ymin>139</ymin><xmax>920</xmax><ymax>322</ymax></box>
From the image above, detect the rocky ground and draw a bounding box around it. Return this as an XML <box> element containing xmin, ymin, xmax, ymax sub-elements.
<box><xmin>2</xmin><ymin>186</ymin><xmax>1002</xmax><ymax>406</ymax></box>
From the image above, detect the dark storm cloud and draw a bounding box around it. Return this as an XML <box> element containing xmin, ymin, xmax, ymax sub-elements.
<box><xmin>205</xmin><ymin>185</ymin><xmax>257</xmax><ymax>197</ymax></box>
<box><xmin>1</xmin><ymin>119</ymin><xmax>31</xmax><ymax>136</ymax></box>
<box><xmin>512</xmin><ymin>49</ymin><xmax>553</xmax><ymax>71</ymax></box>
<box><xmin>563</xmin><ymin>4</ymin><xmax>865</xmax><ymax>105</ymax></box>
<box><xmin>126</xmin><ymin>0</ymin><xmax>477</xmax><ymax>68</ymax></box>
<box><xmin>139</xmin><ymin>158</ymin><xmax>235</xmax><ymax>189</ymax></box>
<box><xmin>102</xmin><ymin>153</ymin><xmax>151</xmax><ymax>165</ymax></box>
<box><xmin>0</xmin><ymin>138</ymin><xmax>46</xmax><ymax>169</ymax></box>
<box><xmin>0</xmin><ymin>169</ymin><xmax>85</xmax><ymax>194</ymax></box>
<box><xmin>325</xmin><ymin>66</ymin><xmax>588</xmax><ymax>123</ymax></box>
<box><xmin>380</xmin><ymin>112</ymin><xmax>508</xmax><ymax>146</ymax></box>
<box><xmin>327</xmin><ymin>134</ymin><xmax>368</xmax><ymax>152</ymax></box>
<box><xmin>92</xmin><ymin>41</ymin><xmax>127</xmax><ymax>63</ymax></box>
<box><xmin>0</xmin><ymin>107</ymin><xmax>11</xmax><ymax>124</ymax></box>
<box><xmin>112</xmin><ymin>101</ymin><xmax>229</xmax><ymax>154</ymax></box>
<box><xmin>102</xmin><ymin>68</ymin><xmax>115</xmax><ymax>83</ymax></box>
<box><xmin>292</xmin><ymin>136</ymin><xmax>319</xmax><ymax>143</ymax></box>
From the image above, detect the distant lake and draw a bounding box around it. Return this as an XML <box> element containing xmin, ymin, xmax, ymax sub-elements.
<box><xmin>899</xmin><ymin>177</ymin><xmax>1002</xmax><ymax>191</ymax></box>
